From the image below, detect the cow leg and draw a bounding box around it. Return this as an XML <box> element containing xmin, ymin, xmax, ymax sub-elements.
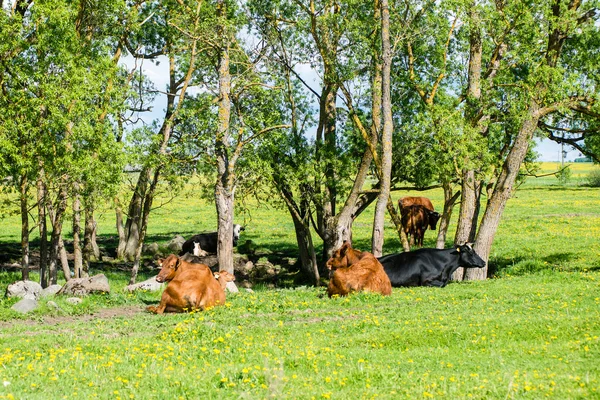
<box><xmin>426</xmin><ymin>279</ymin><xmax>447</xmax><ymax>288</ymax></box>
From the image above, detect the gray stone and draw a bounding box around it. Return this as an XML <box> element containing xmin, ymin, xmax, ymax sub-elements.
<box><xmin>5</xmin><ymin>280</ymin><xmax>43</xmax><ymax>300</ymax></box>
<box><xmin>58</xmin><ymin>274</ymin><xmax>110</xmax><ymax>296</ymax></box>
<box><xmin>66</xmin><ymin>297</ymin><xmax>82</xmax><ymax>305</ymax></box>
<box><xmin>143</xmin><ymin>242</ymin><xmax>160</xmax><ymax>256</ymax></box>
<box><xmin>47</xmin><ymin>301</ymin><xmax>60</xmax><ymax>309</ymax></box>
<box><xmin>167</xmin><ymin>235</ymin><xmax>186</xmax><ymax>252</ymax></box>
<box><xmin>225</xmin><ymin>281</ymin><xmax>239</xmax><ymax>293</ymax></box>
<box><xmin>11</xmin><ymin>298</ymin><xmax>38</xmax><ymax>314</ymax></box>
<box><xmin>41</xmin><ymin>284</ymin><xmax>62</xmax><ymax>298</ymax></box>
<box><xmin>125</xmin><ymin>276</ymin><xmax>165</xmax><ymax>292</ymax></box>
<box><xmin>244</xmin><ymin>288</ymin><xmax>254</xmax><ymax>293</ymax></box>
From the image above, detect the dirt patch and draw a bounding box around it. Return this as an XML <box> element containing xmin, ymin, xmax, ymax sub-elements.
<box><xmin>0</xmin><ymin>305</ymin><xmax>145</xmax><ymax>330</ymax></box>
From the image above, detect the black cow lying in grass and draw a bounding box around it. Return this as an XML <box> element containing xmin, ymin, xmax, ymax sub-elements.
<box><xmin>377</xmin><ymin>243</ymin><xmax>486</xmax><ymax>287</ymax></box>
<box><xmin>179</xmin><ymin>224</ymin><xmax>245</xmax><ymax>256</ymax></box>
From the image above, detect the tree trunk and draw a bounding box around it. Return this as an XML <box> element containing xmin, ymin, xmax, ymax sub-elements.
<box><xmin>72</xmin><ymin>183</ymin><xmax>83</xmax><ymax>278</ymax></box>
<box><xmin>471</xmin><ymin>101</ymin><xmax>541</xmax><ymax>279</ymax></box>
<box><xmin>291</xmin><ymin>210</ymin><xmax>319</xmax><ymax>285</ymax></box>
<box><xmin>453</xmin><ymin>2</ymin><xmax>483</xmax><ymax>281</ymax></box>
<box><xmin>83</xmin><ymin>205</ymin><xmax>99</xmax><ymax>275</ymax></box>
<box><xmin>118</xmin><ymin>167</ymin><xmax>148</xmax><ymax>261</ymax></box>
<box><xmin>58</xmin><ymin>236</ymin><xmax>71</xmax><ymax>280</ymax></box>
<box><xmin>436</xmin><ymin>182</ymin><xmax>460</xmax><ymax>249</ymax></box>
<box><xmin>214</xmin><ymin>0</ymin><xmax>235</xmax><ymax>275</ymax></box>
<box><xmin>115</xmin><ymin>196</ymin><xmax>126</xmax><ymax>257</ymax></box>
<box><xmin>372</xmin><ymin>0</ymin><xmax>393</xmax><ymax>257</ymax></box>
<box><xmin>19</xmin><ymin>174</ymin><xmax>29</xmax><ymax>281</ymax></box>
<box><xmin>130</xmin><ymin>169</ymin><xmax>160</xmax><ymax>284</ymax></box>
<box><xmin>37</xmin><ymin>174</ymin><xmax>48</xmax><ymax>288</ymax></box>
<box><xmin>48</xmin><ymin>183</ymin><xmax>68</xmax><ymax>285</ymax></box>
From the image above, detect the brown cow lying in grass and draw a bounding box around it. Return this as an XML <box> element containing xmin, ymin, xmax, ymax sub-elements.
<box><xmin>326</xmin><ymin>242</ymin><xmax>392</xmax><ymax>297</ymax></box>
<box><xmin>146</xmin><ymin>254</ymin><xmax>235</xmax><ymax>314</ymax></box>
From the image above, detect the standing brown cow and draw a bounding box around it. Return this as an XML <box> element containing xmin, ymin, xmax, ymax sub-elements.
<box><xmin>326</xmin><ymin>242</ymin><xmax>392</xmax><ymax>297</ymax></box>
<box><xmin>399</xmin><ymin>196</ymin><xmax>435</xmax><ymax>212</ymax></box>
<box><xmin>399</xmin><ymin>197</ymin><xmax>441</xmax><ymax>246</ymax></box>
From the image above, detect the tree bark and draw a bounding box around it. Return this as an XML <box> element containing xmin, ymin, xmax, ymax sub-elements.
<box><xmin>372</xmin><ymin>0</ymin><xmax>393</xmax><ymax>257</ymax></box>
<box><xmin>36</xmin><ymin>174</ymin><xmax>48</xmax><ymax>288</ymax></box>
<box><xmin>118</xmin><ymin>167</ymin><xmax>148</xmax><ymax>261</ymax></box>
<box><xmin>215</xmin><ymin>0</ymin><xmax>235</xmax><ymax>274</ymax></box>
<box><xmin>47</xmin><ymin>182</ymin><xmax>68</xmax><ymax>285</ymax></box>
<box><xmin>83</xmin><ymin>205</ymin><xmax>99</xmax><ymax>276</ymax></box>
<box><xmin>19</xmin><ymin>174</ymin><xmax>29</xmax><ymax>281</ymax></box>
<box><xmin>130</xmin><ymin>169</ymin><xmax>160</xmax><ymax>284</ymax></box>
<box><xmin>436</xmin><ymin>182</ymin><xmax>460</xmax><ymax>249</ymax></box>
<box><xmin>72</xmin><ymin>182</ymin><xmax>83</xmax><ymax>278</ymax></box>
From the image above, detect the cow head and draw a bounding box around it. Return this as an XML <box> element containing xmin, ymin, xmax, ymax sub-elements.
<box><xmin>326</xmin><ymin>241</ymin><xmax>364</xmax><ymax>270</ymax></box>
<box><xmin>233</xmin><ymin>224</ymin><xmax>245</xmax><ymax>246</ymax></box>
<box><xmin>155</xmin><ymin>254</ymin><xmax>182</xmax><ymax>283</ymax></box>
<box><xmin>326</xmin><ymin>241</ymin><xmax>353</xmax><ymax>270</ymax></box>
<box><xmin>427</xmin><ymin>211</ymin><xmax>441</xmax><ymax>230</ymax></box>
<box><xmin>456</xmin><ymin>243</ymin><xmax>486</xmax><ymax>268</ymax></box>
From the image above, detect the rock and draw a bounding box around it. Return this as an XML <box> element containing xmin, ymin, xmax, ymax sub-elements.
<box><xmin>66</xmin><ymin>297</ymin><xmax>82</xmax><ymax>305</ymax></box>
<box><xmin>47</xmin><ymin>301</ymin><xmax>60</xmax><ymax>309</ymax></box>
<box><xmin>167</xmin><ymin>235</ymin><xmax>186</xmax><ymax>252</ymax></box>
<box><xmin>143</xmin><ymin>243</ymin><xmax>160</xmax><ymax>256</ymax></box>
<box><xmin>58</xmin><ymin>274</ymin><xmax>110</xmax><ymax>296</ymax></box>
<box><xmin>244</xmin><ymin>288</ymin><xmax>254</xmax><ymax>293</ymax></box>
<box><xmin>41</xmin><ymin>284</ymin><xmax>62</xmax><ymax>298</ymax></box>
<box><xmin>11</xmin><ymin>298</ymin><xmax>38</xmax><ymax>314</ymax></box>
<box><xmin>125</xmin><ymin>276</ymin><xmax>165</xmax><ymax>292</ymax></box>
<box><xmin>5</xmin><ymin>280</ymin><xmax>43</xmax><ymax>300</ymax></box>
<box><xmin>225</xmin><ymin>281</ymin><xmax>239</xmax><ymax>293</ymax></box>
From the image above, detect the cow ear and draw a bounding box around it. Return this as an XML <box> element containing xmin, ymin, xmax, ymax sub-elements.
<box><xmin>340</xmin><ymin>241</ymin><xmax>351</xmax><ymax>255</ymax></box>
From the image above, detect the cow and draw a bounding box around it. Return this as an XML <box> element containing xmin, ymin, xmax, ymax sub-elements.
<box><xmin>179</xmin><ymin>224</ymin><xmax>245</xmax><ymax>256</ymax></box>
<box><xmin>399</xmin><ymin>196</ymin><xmax>440</xmax><ymax>231</ymax></box>
<box><xmin>399</xmin><ymin>196</ymin><xmax>434</xmax><ymax>213</ymax></box>
<box><xmin>326</xmin><ymin>242</ymin><xmax>392</xmax><ymax>297</ymax></box>
<box><xmin>401</xmin><ymin>205</ymin><xmax>441</xmax><ymax>247</ymax></box>
<box><xmin>377</xmin><ymin>243</ymin><xmax>486</xmax><ymax>288</ymax></box>
<box><xmin>146</xmin><ymin>254</ymin><xmax>234</xmax><ymax>314</ymax></box>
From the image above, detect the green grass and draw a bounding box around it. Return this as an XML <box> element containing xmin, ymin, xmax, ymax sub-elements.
<box><xmin>0</xmin><ymin>274</ymin><xmax>599</xmax><ymax>399</ymax></box>
<box><xmin>0</xmin><ymin>162</ymin><xmax>599</xmax><ymax>399</ymax></box>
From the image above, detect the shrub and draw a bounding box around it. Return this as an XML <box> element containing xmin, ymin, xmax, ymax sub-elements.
<box><xmin>585</xmin><ymin>168</ymin><xmax>600</xmax><ymax>187</ymax></box>
<box><xmin>556</xmin><ymin>165</ymin><xmax>572</xmax><ymax>185</ymax></box>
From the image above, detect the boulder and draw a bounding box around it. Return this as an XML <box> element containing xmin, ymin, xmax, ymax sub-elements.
<box><xmin>5</xmin><ymin>280</ymin><xmax>43</xmax><ymax>300</ymax></box>
<box><xmin>11</xmin><ymin>298</ymin><xmax>38</xmax><ymax>314</ymax></box>
<box><xmin>47</xmin><ymin>301</ymin><xmax>60</xmax><ymax>310</ymax></box>
<box><xmin>58</xmin><ymin>274</ymin><xmax>110</xmax><ymax>296</ymax></box>
<box><xmin>143</xmin><ymin>242</ymin><xmax>160</xmax><ymax>256</ymax></box>
<box><xmin>125</xmin><ymin>276</ymin><xmax>165</xmax><ymax>292</ymax></box>
<box><xmin>167</xmin><ymin>235</ymin><xmax>186</xmax><ymax>252</ymax></box>
<box><xmin>225</xmin><ymin>281</ymin><xmax>239</xmax><ymax>293</ymax></box>
<box><xmin>41</xmin><ymin>284</ymin><xmax>63</xmax><ymax>298</ymax></box>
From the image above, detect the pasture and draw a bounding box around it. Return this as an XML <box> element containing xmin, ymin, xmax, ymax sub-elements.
<box><xmin>0</xmin><ymin>162</ymin><xmax>599</xmax><ymax>399</ymax></box>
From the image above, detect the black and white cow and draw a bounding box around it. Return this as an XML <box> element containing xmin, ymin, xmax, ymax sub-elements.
<box><xmin>179</xmin><ymin>224</ymin><xmax>245</xmax><ymax>256</ymax></box>
<box><xmin>377</xmin><ymin>243</ymin><xmax>486</xmax><ymax>287</ymax></box>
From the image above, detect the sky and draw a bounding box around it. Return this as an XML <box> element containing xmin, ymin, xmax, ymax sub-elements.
<box><xmin>123</xmin><ymin>56</ymin><xmax>581</xmax><ymax>163</ymax></box>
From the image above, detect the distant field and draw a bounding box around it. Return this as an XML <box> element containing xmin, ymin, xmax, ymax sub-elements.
<box><xmin>0</xmin><ymin>162</ymin><xmax>598</xmax><ymax>399</ymax></box>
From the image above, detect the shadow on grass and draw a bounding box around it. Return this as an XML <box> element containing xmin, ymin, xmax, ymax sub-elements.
<box><xmin>490</xmin><ymin>252</ymin><xmax>579</xmax><ymax>277</ymax></box>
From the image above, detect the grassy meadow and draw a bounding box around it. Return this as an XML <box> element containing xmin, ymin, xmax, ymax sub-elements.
<box><xmin>0</xmin><ymin>162</ymin><xmax>599</xmax><ymax>399</ymax></box>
